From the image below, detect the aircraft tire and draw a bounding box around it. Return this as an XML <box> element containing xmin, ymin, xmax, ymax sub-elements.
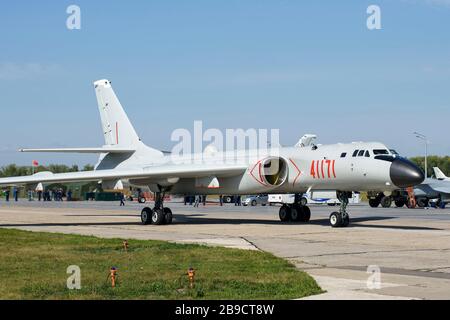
<box><xmin>290</xmin><ymin>207</ymin><xmax>300</xmax><ymax>221</ymax></box>
<box><xmin>342</xmin><ymin>215</ymin><xmax>350</xmax><ymax>227</ymax></box>
<box><xmin>369</xmin><ymin>199</ymin><xmax>380</xmax><ymax>208</ymax></box>
<box><xmin>163</xmin><ymin>207</ymin><xmax>173</xmax><ymax>224</ymax></box>
<box><xmin>279</xmin><ymin>206</ymin><xmax>291</xmax><ymax>222</ymax></box>
<box><xmin>395</xmin><ymin>199</ymin><xmax>405</xmax><ymax>207</ymax></box>
<box><xmin>300</xmin><ymin>206</ymin><xmax>311</xmax><ymax>222</ymax></box>
<box><xmin>329</xmin><ymin>212</ymin><xmax>343</xmax><ymax>228</ymax></box>
<box><xmin>417</xmin><ymin>198</ymin><xmax>429</xmax><ymax>208</ymax></box>
<box><xmin>141</xmin><ymin>207</ymin><xmax>153</xmax><ymax>225</ymax></box>
<box><xmin>151</xmin><ymin>209</ymin><xmax>165</xmax><ymax>225</ymax></box>
<box><xmin>381</xmin><ymin>196</ymin><xmax>392</xmax><ymax>208</ymax></box>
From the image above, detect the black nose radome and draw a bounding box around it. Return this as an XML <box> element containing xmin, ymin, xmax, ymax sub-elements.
<box><xmin>390</xmin><ymin>157</ymin><xmax>425</xmax><ymax>188</ymax></box>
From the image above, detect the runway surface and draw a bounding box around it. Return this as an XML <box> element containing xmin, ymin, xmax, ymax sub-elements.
<box><xmin>1</xmin><ymin>199</ymin><xmax>450</xmax><ymax>299</ymax></box>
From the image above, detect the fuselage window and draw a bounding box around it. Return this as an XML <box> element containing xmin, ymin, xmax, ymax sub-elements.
<box><xmin>352</xmin><ymin>150</ymin><xmax>359</xmax><ymax>157</ymax></box>
<box><xmin>373</xmin><ymin>149</ymin><xmax>389</xmax><ymax>155</ymax></box>
<box><xmin>341</xmin><ymin>152</ymin><xmax>347</xmax><ymax>158</ymax></box>
<box><xmin>365</xmin><ymin>150</ymin><xmax>370</xmax><ymax>157</ymax></box>
<box><xmin>357</xmin><ymin>150</ymin><xmax>365</xmax><ymax>157</ymax></box>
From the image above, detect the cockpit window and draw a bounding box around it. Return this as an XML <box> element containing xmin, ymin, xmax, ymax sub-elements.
<box><xmin>390</xmin><ymin>149</ymin><xmax>399</xmax><ymax>156</ymax></box>
<box><xmin>352</xmin><ymin>150</ymin><xmax>359</xmax><ymax>157</ymax></box>
<box><xmin>357</xmin><ymin>150</ymin><xmax>365</xmax><ymax>157</ymax></box>
<box><xmin>365</xmin><ymin>150</ymin><xmax>370</xmax><ymax>157</ymax></box>
<box><xmin>373</xmin><ymin>149</ymin><xmax>389</xmax><ymax>155</ymax></box>
<box><xmin>341</xmin><ymin>152</ymin><xmax>347</xmax><ymax>158</ymax></box>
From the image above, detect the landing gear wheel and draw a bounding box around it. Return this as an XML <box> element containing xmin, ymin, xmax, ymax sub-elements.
<box><xmin>417</xmin><ymin>198</ymin><xmax>429</xmax><ymax>208</ymax></box>
<box><xmin>329</xmin><ymin>212</ymin><xmax>343</xmax><ymax>228</ymax></box>
<box><xmin>342</xmin><ymin>214</ymin><xmax>350</xmax><ymax>227</ymax></box>
<box><xmin>151</xmin><ymin>208</ymin><xmax>165</xmax><ymax>225</ymax></box>
<box><xmin>395</xmin><ymin>199</ymin><xmax>405</xmax><ymax>208</ymax></box>
<box><xmin>141</xmin><ymin>207</ymin><xmax>153</xmax><ymax>225</ymax></box>
<box><xmin>380</xmin><ymin>196</ymin><xmax>392</xmax><ymax>208</ymax></box>
<box><xmin>279</xmin><ymin>206</ymin><xmax>291</xmax><ymax>222</ymax></box>
<box><xmin>369</xmin><ymin>199</ymin><xmax>380</xmax><ymax>208</ymax></box>
<box><xmin>163</xmin><ymin>207</ymin><xmax>173</xmax><ymax>224</ymax></box>
<box><xmin>290</xmin><ymin>207</ymin><xmax>300</xmax><ymax>221</ymax></box>
<box><xmin>300</xmin><ymin>206</ymin><xmax>311</xmax><ymax>222</ymax></box>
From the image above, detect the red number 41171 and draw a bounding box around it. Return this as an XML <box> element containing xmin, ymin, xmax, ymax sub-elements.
<box><xmin>310</xmin><ymin>160</ymin><xmax>336</xmax><ymax>179</ymax></box>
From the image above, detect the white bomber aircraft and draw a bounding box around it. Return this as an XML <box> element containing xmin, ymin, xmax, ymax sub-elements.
<box><xmin>0</xmin><ymin>80</ymin><xmax>425</xmax><ymax>227</ymax></box>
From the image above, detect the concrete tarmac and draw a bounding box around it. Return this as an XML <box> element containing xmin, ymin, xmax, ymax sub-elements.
<box><xmin>1</xmin><ymin>199</ymin><xmax>450</xmax><ymax>300</ymax></box>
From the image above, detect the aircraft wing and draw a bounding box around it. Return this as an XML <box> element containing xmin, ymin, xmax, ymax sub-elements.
<box><xmin>19</xmin><ymin>147</ymin><xmax>135</xmax><ymax>154</ymax></box>
<box><xmin>0</xmin><ymin>163</ymin><xmax>247</xmax><ymax>186</ymax></box>
<box><xmin>430</xmin><ymin>185</ymin><xmax>450</xmax><ymax>195</ymax></box>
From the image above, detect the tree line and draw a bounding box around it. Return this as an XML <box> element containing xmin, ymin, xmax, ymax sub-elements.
<box><xmin>0</xmin><ymin>164</ymin><xmax>95</xmax><ymax>178</ymax></box>
<box><xmin>409</xmin><ymin>156</ymin><xmax>450</xmax><ymax>177</ymax></box>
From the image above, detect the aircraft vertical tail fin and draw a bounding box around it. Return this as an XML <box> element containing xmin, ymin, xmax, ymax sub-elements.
<box><xmin>433</xmin><ymin>167</ymin><xmax>448</xmax><ymax>179</ymax></box>
<box><xmin>94</xmin><ymin>79</ymin><xmax>141</xmax><ymax>147</ymax></box>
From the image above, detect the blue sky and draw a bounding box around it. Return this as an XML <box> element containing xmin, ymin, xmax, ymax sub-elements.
<box><xmin>0</xmin><ymin>0</ymin><xmax>449</xmax><ymax>166</ymax></box>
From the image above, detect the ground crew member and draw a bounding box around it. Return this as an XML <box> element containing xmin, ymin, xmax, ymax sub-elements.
<box><xmin>13</xmin><ymin>188</ymin><xmax>18</xmax><ymax>202</ymax></box>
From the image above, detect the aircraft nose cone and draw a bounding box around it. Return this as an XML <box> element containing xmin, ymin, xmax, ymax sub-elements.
<box><xmin>390</xmin><ymin>157</ymin><xmax>425</xmax><ymax>188</ymax></box>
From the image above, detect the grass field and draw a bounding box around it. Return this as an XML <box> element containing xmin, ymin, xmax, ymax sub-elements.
<box><xmin>0</xmin><ymin>228</ymin><xmax>323</xmax><ymax>300</ymax></box>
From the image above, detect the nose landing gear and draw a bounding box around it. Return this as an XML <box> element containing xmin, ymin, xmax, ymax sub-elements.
<box><xmin>329</xmin><ymin>191</ymin><xmax>351</xmax><ymax>228</ymax></box>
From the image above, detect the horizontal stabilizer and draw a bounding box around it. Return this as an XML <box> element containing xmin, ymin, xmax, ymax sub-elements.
<box><xmin>19</xmin><ymin>147</ymin><xmax>135</xmax><ymax>154</ymax></box>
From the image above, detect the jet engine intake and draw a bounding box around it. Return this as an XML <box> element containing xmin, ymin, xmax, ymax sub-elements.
<box><xmin>251</xmin><ymin>157</ymin><xmax>288</xmax><ymax>187</ymax></box>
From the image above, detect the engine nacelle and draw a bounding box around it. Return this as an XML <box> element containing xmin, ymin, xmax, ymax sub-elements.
<box><xmin>239</xmin><ymin>157</ymin><xmax>288</xmax><ymax>192</ymax></box>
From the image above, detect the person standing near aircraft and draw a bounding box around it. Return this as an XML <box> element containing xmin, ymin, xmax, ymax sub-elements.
<box><xmin>4</xmin><ymin>189</ymin><xmax>10</xmax><ymax>202</ymax></box>
<box><xmin>13</xmin><ymin>187</ymin><xmax>18</xmax><ymax>202</ymax></box>
<box><xmin>120</xmin><ymin>193</ymin><xmax>125</xmax><ymax>206</ymax></box>
<box><xmin>194</xmin><ymin>195</ymin><xmax>200</xmax><ymax>207</ymax></box>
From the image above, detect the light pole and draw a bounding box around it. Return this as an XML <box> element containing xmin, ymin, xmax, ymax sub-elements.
<box><xmin>414</xmin><ymin>132</ymin><xmax>429</xmax><ymax>178</ymax></box>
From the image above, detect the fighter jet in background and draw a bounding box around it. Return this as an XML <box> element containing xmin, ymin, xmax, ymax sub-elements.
<box><xmin>434</xmin><ymin>167</ymin><xmax>450</xmax><ymax>181</ymax></box>
<box><xmin>0</xmin><ymin>80</ymin><xmax>425</xmax><ymax>227</ymax></box>
<box><xmin>414</xmin><ymin>169</ymin><xmax>450</xmax><ymax>208</ymax></box>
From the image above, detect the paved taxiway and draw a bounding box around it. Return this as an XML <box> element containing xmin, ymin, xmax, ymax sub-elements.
<box><xmin>1</xmin><ymin>200</ymin><xmax>450</xmax><ymax>299</ymax></box>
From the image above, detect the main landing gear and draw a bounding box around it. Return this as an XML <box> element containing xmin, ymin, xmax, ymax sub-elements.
<box><xmin>278</xmin><ymin>194</ymin><xmax>311</xmax><ymax>223</ymax></box>
<box><xmin>141</xmin><ymin>191</ymin><xmax>173</xmax><ymax>225</ymax></box>
<box><xmin>329</xmin><ymin>191</ymin><xmax>351</xmax><ymax>228</ymax></box>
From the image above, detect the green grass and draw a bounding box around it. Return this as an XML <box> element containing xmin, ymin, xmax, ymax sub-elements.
<box><xmin>0</xmin><ymin>228</ymin><xmax>323</xmax><ymax>300</ymax></box>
